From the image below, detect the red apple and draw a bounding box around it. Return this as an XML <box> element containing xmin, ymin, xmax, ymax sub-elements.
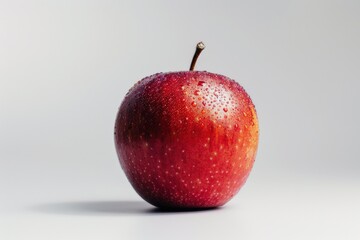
<box><xmin>114</xmin><ymin>42</ymin><xmax>259</xmax><ymax>209</ymax></box>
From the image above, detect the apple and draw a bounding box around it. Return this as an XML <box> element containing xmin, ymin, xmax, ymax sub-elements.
<box><xmin>114</xmin><ymin>42</ymin><xmax>259</xmax><ymax>209</ymax></box>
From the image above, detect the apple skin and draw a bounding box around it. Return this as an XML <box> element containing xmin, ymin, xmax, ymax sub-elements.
<box><xmin>114</xmin><ymin>71</ymin><xmax>259</xmax><ymax>209</ymax></box>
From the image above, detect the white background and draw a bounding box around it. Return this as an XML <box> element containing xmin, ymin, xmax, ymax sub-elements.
<box><xmin>1</xmin><ymin>0</ymin><xmax>359</xmax><ymax>239</ymax></box>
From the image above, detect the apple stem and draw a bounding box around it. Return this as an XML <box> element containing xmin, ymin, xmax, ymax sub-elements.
<box><xmin>189</xmin><ymin>42</ymin><xmax>205</xmax><ymax>71</ymax></box>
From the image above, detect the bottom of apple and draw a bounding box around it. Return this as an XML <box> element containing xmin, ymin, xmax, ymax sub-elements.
<box><xmin>150</xmin><ymin>205</ymin><xmax>221</xmax><ymax>212</ymax></box>
<box><xmin>140</xmin><ymin>197</ymin><xmax>229</xmax><ymax>210</ymax></box>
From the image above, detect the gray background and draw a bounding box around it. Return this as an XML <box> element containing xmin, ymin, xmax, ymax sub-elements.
<box><xmin>1</xmin><ymin>0</ymin><xmax>359</xmax><ymax>239</ymax></box>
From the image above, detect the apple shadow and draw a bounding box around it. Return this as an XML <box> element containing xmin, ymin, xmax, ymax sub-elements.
<box><xmin>31</xmin><ymin>200</ymin><xmax>220</xmax><ymax>216</ymax></box>
<box><xmin>32</xmin><ymin>200</ymin><xmax>150</xmax><ymax>216</ymax></box>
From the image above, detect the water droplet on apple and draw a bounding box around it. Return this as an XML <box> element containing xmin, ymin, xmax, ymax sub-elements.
<box><xmin>198</xmin><ymin>81</ymin><xmax>205</xmax><ymax>86</ymax></box>
<box><xmin>191</xmin><ymin>101</ymin><xmax>197</xmax><ymax>107</ymax></box>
